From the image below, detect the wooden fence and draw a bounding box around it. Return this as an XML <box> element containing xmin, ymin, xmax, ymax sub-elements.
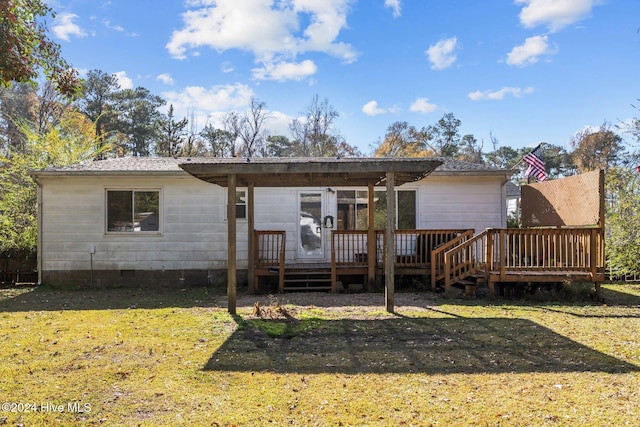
<box><xmin>0</xmin><ymin>251</ymin><xmax>37</xmax><ymax>285</ymax></box>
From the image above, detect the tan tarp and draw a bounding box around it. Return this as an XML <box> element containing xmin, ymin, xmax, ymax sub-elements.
<box><xmin>521</xmin><ymin>169</ymin><xmax>604</xmax><ymax>227</ymax></box>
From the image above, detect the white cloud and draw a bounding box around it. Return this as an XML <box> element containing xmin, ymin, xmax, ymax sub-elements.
<box><xmin>166</xmin><ymin>1</ymin><xmax>297</xmax><ymax>59</ymax></box>
<box><xmin>166</xmin><ymin>0</ymin><xmax>357</xmax><ymax>81</ymax></box>
<box><xmin>361</xmin><ymin>100</ymin><xmax>399</xmax><ymax>116</ymax></box>
<box><xmin>468</xmin><ymin>86</ymin><xmax>535</xmax><ymax>101</ymax></box>
<box><xmin>506</xmin><ymin>35</ymin><xmax>558</xmax><ymax>67</ymax></box>
<box><xmin>252</xmin><ymin>59</ymin><xmax>318</xmax><ymax>81</ymax></box>
<box><xmin>113</xmin><ymin>71</ymin><xmax>134</xmax><ymax>89</ymax></box>
<box><xmin>156</xmin><ymin>73</ymin><xmax>174</xmax><ymax>85</ymax></box>
<box><xmin>162</xmin><ymin>83</ymin><xmax>255</xmax><ymax>115</ymax></box>
<box><xmin>221</xmin><ymin>62</ymin><xmax>235</xmax><ymax>73</ymax></box>
<box><xmin>385</xmin><ymin>0</ymin><xmax>401</xmax><ymax>18</ymax></box>
<box><xmin>102</xmin><ymin>19</ymin><xmax>124</xmax><ymax>33</ymax></box>
<box><xmin>426</xmin><ymin>37</ymin><xmax>458</xmax><ymax>70</ymax></box>
<box><xmin>409</xmin><ymin>97</ymin><xmax>437</xmax><ymax>113</ymax></box>
<box><xmin>362</xmin><ymin>100</ymin><xmax>386</xmax><ymax>116</ymax></box>
<box><xmin>516</xmin><ymin>0</ymin><xmax>600</xmax><ymax>32</ymax></box>
<box><xmin>52</xmin><ymin>13</ymin><xmax>87</xmax><ymax>41</ymax></box>
<box><xmin>265</xmin><ymin>110</ymin><xmax>295</xmax><ymax>136</ymax></box>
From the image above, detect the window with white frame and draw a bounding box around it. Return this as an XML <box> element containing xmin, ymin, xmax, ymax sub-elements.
<box><xmin>226</xmin><ymin>189</ymin><xmax>247</xmax><ymax>220</ymax></box>
<box><xmin>106</xmin><ymin>190</ymin><xmax>160</xmax><ymax>232</ymax></box>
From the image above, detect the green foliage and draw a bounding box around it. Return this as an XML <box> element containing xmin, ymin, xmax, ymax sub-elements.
<box><xmin>571</xmin><ymin>122</ymin><xmax>625</xmax><ymax>173</ymax></box>
<box><xmin>373</xmin><ymin>121</ymin><xmax>429</xmax><ymax>158</ymax></box>
<box><xmin>156</xmin><ymin>104</ymin><xmax>188</xmax><ymax>157</ymax></box>
<box><xmin>373</xmin><ymin>113</ymin><xmax>467</xmax><ymax>159</ymax></box>
<box><xmin>106</xmin><ymin>87</ymin><xmax>165</xmax><ymax>156</ymax></box>
<box><xmin>77</xmin><ymin>69</ymin><xmax>120</xmax><ymax>140</ymax></box>
<box><xmin>605</xmin><ymin>166</ymin><xmax>640</xmax><ymax>277</ymax></box>
<box><xmin>200</xmin><ymin>124</ymin><xmax>236</xmax><ymax>157</ymax></box>
<box><xmin>424</xmin><ymin>112</ymin><xmax>462</xmax><ymax>157</ymax></box>
<box><xmin>506</xmin><ymin>212</ymin><xmax>521</xmax><ymax>228</ymax></box>
<box><xmin>0</xmin><ymin>0</ymin><xmax>80</xmax><ymax>97</ymax></box>
<box><xmin>0</xmin><ymin>110</ymin><xmax>106</xmax><ymax>252</ymax></box>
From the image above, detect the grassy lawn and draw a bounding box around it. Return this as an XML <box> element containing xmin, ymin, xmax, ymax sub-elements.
<box><xmin>0</xmin><ymin>284</ymin><xmax>639</xmax><ymax>426</ymax></box>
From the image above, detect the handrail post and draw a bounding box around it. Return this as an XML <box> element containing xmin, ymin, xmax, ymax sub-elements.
<box><xmin>486</xmin><ymin>229</ymin><xmax>494</xmax><ymax>283</ymax></box>
<box><xmin>589</xmin><ymin>227</ymin><xmax>597</xmax><ymax>280</ymax></box>
<box><xmin>278</xmin><ymin>232</ymin><xmax>286</xmax><ymax>293</ymax></box>
<box><xmin>367</xmin><ymin>183</ymin><xmax>376</xmax><ymax>290</ymax></box>
<box><xmin>499</xmin><ymin>229</ymin><xmax>505</xmax><ymax>280</ymax></box>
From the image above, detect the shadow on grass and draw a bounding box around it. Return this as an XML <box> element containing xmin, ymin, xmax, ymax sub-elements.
<box><xmin>204</xmin><ymin>316</ymin><xmax>639</xmax><ymax>375</ymax></box>
<box><xmin>0</xmin><ymin>285</ymin><xmax>226</xmax><ymax>311</ymax></box>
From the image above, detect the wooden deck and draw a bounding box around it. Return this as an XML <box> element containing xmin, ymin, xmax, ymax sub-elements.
<box><xmin>253</xmin><ymin>227</ymin><xmax>606</xmax><ymax>296</ymax></box>
<box><xmin>443</xmin><ymin>227</ymin><xmax>605</xmax><ymax>296</ymax></box>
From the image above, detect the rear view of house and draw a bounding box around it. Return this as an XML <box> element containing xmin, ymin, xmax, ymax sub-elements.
<box><xmin>30</xmin><ymin>157</ymin><xmax>513</xmax><ymax>289</ymax></box>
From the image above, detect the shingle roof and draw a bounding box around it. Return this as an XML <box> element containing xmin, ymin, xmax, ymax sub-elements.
<box><xmin>32</xmin><ymin>156</ymin><xmax>514</xmax><ymax>177</ymax></box>
<box><xmin>38</xmin><ymin>156</ymin><xmax>184</xmax><ymax>173</ymax></box>
<box><xmin>433</xmin><ymin>157</ymin><xmax>514</xmax><ymax>174</ymax></box>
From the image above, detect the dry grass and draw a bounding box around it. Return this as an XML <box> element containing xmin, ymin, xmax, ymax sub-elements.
<box><xmin>0</xmin><ymin>284</ymin><xmax>639</xmax><ymax>426</ymax></box>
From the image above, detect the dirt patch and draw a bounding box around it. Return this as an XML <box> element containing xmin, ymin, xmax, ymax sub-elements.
<box><xmin>226</xmin><ymin>291</ymin><xmax>445</xmax><ymax>318</ymax></box>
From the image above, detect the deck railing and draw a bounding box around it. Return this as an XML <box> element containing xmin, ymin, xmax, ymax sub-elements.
<box><xmin>430</xmin><ymin>229</ymin><xmax>475</xmax><ymax>289</ymax></box>
<box><xmin>499</xmin><ymin>227</ymin><xmax>604</xmax><ymax>272</ymax></box>
<box><xmin>331</xmin><ymin>230</ymin><xmax>376</xmax><ymax>266</ymax></box>
<box><xmin>331</xmin><ymin>229</ymin><xmax>471</xmax><ymax>268</ymax></box>
<box><xmin>443</xmin><ymin>229</ymin><xmax>492</xmax><ymax>289</ymax></box>
<box><xmin>254</xmin><ymin>230</ymin><xmax>286</xmax><ymax>291</ymax></box>
<box><xmin>254</xmin><ymin>230</ymin><xmax>286</xmax><ymax>266</ymax></box>
<box><xmin>443</xmin><ymin>227</ymin><xmax>605</xmax><ymax>289</ymax></box>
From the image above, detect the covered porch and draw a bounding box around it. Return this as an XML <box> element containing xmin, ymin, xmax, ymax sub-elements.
<box><xmin>180</xmin><ymin>157</ymin><xmax>444</xmax><ymax>314</ymax></box>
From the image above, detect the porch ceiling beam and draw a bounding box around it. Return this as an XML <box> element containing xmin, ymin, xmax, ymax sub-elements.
<box><xmin>180</xmin><ymin>158</ymin><xmax>442</xmax><ymax>188</ymax></box>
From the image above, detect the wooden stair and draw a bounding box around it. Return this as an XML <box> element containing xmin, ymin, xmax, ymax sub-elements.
<box><xmin>283</xmin><ymin>268</ymin><xmax>332</xmax><ymax>291</ymax></box>
<box><xmin>449</xmin><ymin>272</ymin><xmax>486</xmax><ymax>296</ymax></box>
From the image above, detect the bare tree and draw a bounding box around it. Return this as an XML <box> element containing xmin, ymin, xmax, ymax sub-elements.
<box><xmin>238</xmin><ymin>97</ymin><xmax>270</xmax><ymax>157</ymax></box>
<box><xmin>34</xmin><ymin>80</ymin><xmax>68</xmax><ymax>134</ymax></box>
<box><xmin>289</xmin><ymin>94</ymin><xmax>355</xmax><ymax>157</ymax></box>
<box><xmin>222</xmin><ymin>97</ymin><xmax>270</xmax><ymax>157</ymax></box>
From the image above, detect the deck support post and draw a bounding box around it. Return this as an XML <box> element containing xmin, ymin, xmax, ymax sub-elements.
<box><xmin>367</xmin><ymin>183</ymin><xmax>376</xmax><ymax>291</ymax></box>
<box><xmin>247</xmin><ymin>182</ymin><xmax>255</xmax><ymax>293</ymax></box>
<box><xmin>227</xmin><ymin>173</ymin><xmax>237</xmax><ymax>315</ymax></box>
<box><xmin>385</xmin><ymin>172</ymin><xmax>395</xmax><ymax>313</ymax></box>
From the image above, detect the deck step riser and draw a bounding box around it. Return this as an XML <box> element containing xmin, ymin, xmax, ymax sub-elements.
<box><xmin>283</xmin><ymin>268</ymin><xmax>332</xmax><ymax>290</ymax></box>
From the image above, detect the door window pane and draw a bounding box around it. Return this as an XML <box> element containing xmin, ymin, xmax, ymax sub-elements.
<box><xmin>397</xmin><ymin>191</ymin><xmax>416</xmax><ymax>229</ymax></box>
<box><xmin>337</xmin><ymin>190</ymin><xmax>370</xmax><ymax>230</ymax></box>
<box><xmin>236</xmin><ymin>190</ymin><xmax>246</xmax><ymax>219</ymax></box>
<box><xmin>300</xmin><ymin>192</ymin><xmax>322</xmax><ymax>256</ymax></box>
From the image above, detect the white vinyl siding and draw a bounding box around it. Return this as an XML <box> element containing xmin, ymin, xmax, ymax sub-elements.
<box><xmin>38</xmin><ymin>174</ymin><xmax>506</xmax><ymax>273</ymax></box>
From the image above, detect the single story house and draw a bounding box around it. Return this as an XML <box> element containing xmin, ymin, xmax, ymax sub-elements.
<box><xmin>30</xmin><ymin>157</ymin><xmax>514</xmax><ymax>292</ymax></box>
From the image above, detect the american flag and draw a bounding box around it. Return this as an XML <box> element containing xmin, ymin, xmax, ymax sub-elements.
<box><xmin>523</xmin><ymin>144</ymin><xmax>547</xmax><ymax>181</ymax></box>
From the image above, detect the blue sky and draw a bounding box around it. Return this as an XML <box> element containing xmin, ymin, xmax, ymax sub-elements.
<box><xmin>49</xmin><ymin>0</ymin><xmax>640</xmax><ymax>155</ymax></box>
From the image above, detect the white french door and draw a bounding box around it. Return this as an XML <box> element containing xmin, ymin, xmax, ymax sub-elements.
<box><xmin>298</xmin><ymin>191</ymin><xmax>325</xmax><ymax>259</ymax></box>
